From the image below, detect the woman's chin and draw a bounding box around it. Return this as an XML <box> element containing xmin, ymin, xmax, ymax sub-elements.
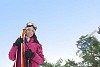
<box><xmin>27</xmin><ymin>35</ymin><xmax>32</xmax><ymax>38</ymax></box>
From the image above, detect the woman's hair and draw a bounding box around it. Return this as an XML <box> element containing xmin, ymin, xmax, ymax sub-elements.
<box><xmin>32</xmin><ymin>34</ymin><xmax>41</xmax><ymax>45</ymax></box>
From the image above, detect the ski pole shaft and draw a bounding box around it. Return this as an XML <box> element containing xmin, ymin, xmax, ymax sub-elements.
<box><xmin>28</xmin><ymin>59</ymin><xmax>30</xmax><ymax>67</ymax></box>
<box><xmin>26</xmin><ymin>58</ymin><xmax>30</xmax><ymax>67</ymax></box>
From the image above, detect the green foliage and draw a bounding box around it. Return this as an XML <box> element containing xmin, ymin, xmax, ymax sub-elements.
<box><xmin>76</xmin><ymin>35</ymin><xmax>100</xmax><ymax>67</ymax></box>
<box><xmin>41</xmin><ymin>35</ymin><xmax>100</xmax><ymax>67</ymax></box>
<box><xmin>41</xmin><ymin>59</ymin><xmax>78</xmax><ymax>67</ymax></box>
<box><xmin>63</xmin><ymin>59</ymin><xmax>78</xmax><ymax>67</ymax></box>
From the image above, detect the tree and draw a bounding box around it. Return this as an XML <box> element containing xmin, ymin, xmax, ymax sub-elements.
<box><xmin>54</xmin><ymin>58</ymin><xmax>63</xmax><ymax>67</ymax></box>
<box><xmin>63</xmin><ymin>59</ymin><xmax>78</xmax><ymax>67</ymax></box>
<box><xmin>76</xmin><ymin>35</ymin><xmax>100</xmax><ymax>67</ymax></box>
<box><xmin>40</xmin><ymin>58</ymin><xmax>54</xmax><ymax>67</ymax></box>
<box><xmin>41</xmin><ymin>58</ymin><xmax>78</xmax><ymax>67</ymax></box>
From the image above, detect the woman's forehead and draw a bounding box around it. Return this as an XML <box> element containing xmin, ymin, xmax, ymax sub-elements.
<box><xmin>26</xmin><ymin>26</ymin><xmax>34</xmax><ymax>30</ymax></box>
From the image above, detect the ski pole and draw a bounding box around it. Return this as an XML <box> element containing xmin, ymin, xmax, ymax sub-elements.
<box><xmin>26</xmin><ymin>58</ymin><xmax>30</xmax><ymax>67</ymax></box>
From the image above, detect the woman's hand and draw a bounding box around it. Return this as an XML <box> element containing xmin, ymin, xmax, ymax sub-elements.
<box><xmin>13</xmin><ymin>37</ymin><xmax>23</xmax><ymax>47</ymax></box>
<box><xmin>25</xmin><ymin>49</ymin><xmax>35</xmax><ymax>59</ymax></box>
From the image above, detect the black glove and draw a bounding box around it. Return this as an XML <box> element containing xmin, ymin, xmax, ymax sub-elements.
<box><xmin>25</xmin><ymin>49</ymin><xmax>35</xmax><ymax>59</ymax></box>
<box><xmin>13</xmin><ymin>37</ymin><xmax>23</xmax><ymax>47</ymax></box>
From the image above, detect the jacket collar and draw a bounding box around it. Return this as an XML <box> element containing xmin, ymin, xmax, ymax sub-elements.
<box><xmin>25</xmin><ymin>36</ymin><xmax>34</xmax><ymax>43</ymax></box>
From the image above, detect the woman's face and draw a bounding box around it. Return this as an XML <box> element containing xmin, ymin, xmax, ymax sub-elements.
<box><xmin>26</xmin><ymin>27</ymin><xmax>35</xmax><ymax>37</ymax></box>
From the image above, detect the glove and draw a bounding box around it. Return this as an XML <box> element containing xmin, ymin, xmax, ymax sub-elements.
<box><xmin>13</xmin><ymin>37</ymin><xmax>23</xmax><ymax>47</ymax></box>
<box><xmin>25</xmin><ymin>49</ymin><xmax>35</xmax><ymax>59</ymax></box>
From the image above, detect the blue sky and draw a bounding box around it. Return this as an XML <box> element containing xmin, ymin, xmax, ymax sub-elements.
<box><xmin>0</xmin><ymin>0</ymin><xmax>100</xmax><ymax>66</ymax></box>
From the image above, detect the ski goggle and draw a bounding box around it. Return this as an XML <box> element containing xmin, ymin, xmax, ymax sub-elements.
<box><xmin>26</xmin><ymin>22</ymin><xmax>37</xmax><ymax>30</ymax></box>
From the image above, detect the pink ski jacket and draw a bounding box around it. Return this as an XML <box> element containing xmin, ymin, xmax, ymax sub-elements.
<box><xmin>9</xmin><ymin>37</ymin><xmax>44</xmax><ymax>67</ymax></box>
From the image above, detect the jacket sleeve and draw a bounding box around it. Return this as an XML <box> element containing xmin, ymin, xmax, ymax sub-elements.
<box><xmin>8</xmin><ymin>45</ymin><xmax>18</xmax><ymax>61</ymax></box>
<box><xmin>31</xmin><ymin>44</ymin><xmax>44</xmax><ymax>64</ymax></box>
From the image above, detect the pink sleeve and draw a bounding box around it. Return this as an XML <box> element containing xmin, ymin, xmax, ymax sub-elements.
<box><xmin>31</xmin><ymin>45</ymin><xmax>44</xmax><ymax>64</ymax></box>
<box><xmin>8</xmin><ymin>45</ymin><xmax>18</xmax><ymax>61</ymax></box>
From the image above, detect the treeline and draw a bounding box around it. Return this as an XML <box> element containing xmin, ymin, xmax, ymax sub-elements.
<box><xmin>41</xmin><ymin>36</ymin><xmax>100</xmax><ymax>67</ymax></box>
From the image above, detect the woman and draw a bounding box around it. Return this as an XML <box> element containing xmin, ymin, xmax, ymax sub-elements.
<box><xmin>9</xmin><ymin>22</ymin><xmax>44</xmax><ymax>67</ymax></box>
